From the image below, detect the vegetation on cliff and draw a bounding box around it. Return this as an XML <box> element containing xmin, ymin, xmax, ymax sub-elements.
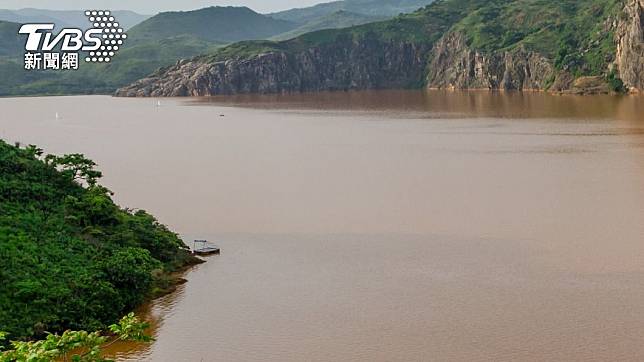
<box><xmin>119</xmin><ymin>0</ymin><xmax>640</xmax><ymax>96</ymax></box>
<box><xmin>1</xmin><ymin>0</ymin><xmax>639</xmax><ymax>95</ymax></box>
<box><xmin>0</xmin><ymin>140</ymin><xmax>199</xmax><ymax>344</ymax></box>
<box><xmin>452</xmin><ymin>0</ymin><xmax>622</xmax><ymax>77</ymax></box>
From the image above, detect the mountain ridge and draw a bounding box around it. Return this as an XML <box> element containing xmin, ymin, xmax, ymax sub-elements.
<box><xmin>0</xmin><ymin>8</ymin><xmax>149</xmax><ymax>30</ymax></box>
<box><xmin>268</xmin><ymin>0</ymin><xmax>434</xmax><ymax>24</ymax></box>
<box><xmin>0</xmin><ymin>2</ymin><xmax>434</xmax><ymax>96</ymax></box>
<box><xmin>270</xmin><ymin>10</ymin><xmax>385</xmax><ymax>41</ymax></box>
<box><xmin>127</xmin><ymin>6</ymin><xmax>297</xmax><ymax>45</ymax></box>
<box><xmin>116</xmin><ymin>0</ymin><xmax>644</xmax><ymax>96</ymax></box>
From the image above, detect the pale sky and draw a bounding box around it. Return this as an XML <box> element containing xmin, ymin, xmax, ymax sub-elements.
<box><xmin>0</xmin><ymin>0</ymin><xmax>330</xmax><ymax>15</ymax></box>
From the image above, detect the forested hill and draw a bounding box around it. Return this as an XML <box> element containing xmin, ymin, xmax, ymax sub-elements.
<box><xmin>117</xmin><ymin>0</ymin><xmax>644</xmax><ymax>96</ymax></box>
<box><xmin>127</xmin><ymin>6</ymin><xmax>297</xmax><ymax>45</ymax></box>
<box><xmin>0</xmin><ymin>21</ymin><xmax>22</xmax><ymax>58</ymax></box>
<box><xmin>268</xmin><ymin>0</ymin><xmax>434</xmax><ymax>24</ymax></box>
<box><xmin>0</xmin><ymin>140</ymin><xmax>200</xmax><ymax>342</ymax></box>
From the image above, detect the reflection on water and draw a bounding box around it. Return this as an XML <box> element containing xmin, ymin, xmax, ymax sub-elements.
<box><xmin>1</xmin><ymin>90</ymin><xmax>644</xmax><ymax>361</ymax></box>
<box><xmin>191</xmin><ymin>90</ymin><xmax>644</xmax><ymax>122</ymax></box>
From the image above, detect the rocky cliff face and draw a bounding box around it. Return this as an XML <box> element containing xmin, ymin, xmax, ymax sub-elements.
<box><xmin>115</xmin><ymin>35</ymin><xmax>429</xmax><ymax>97</ymax></box>
<box><xmin>116</xmin><ymin>0</ymin><xmax>644</xmax><ymax>97</ymax></box>
<box><xmin>615</xmin><ymin>0</ymin><xmax>644</xmax><ymax>92</ymax></box>
<box><xmin>426</xmin><ymin>32</ymin><xmax>555</xmax><ymax>91</ymax></box>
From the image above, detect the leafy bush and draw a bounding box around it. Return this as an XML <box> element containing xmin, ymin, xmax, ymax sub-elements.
<box><xmin>607</xmin><ymin>69</ymin><xmax>625</xmax><ymax>92</ymax></box>
<box><xmin>0</xmin><ymin>313</ymin><xmax>152</xmax><ymax>362</ymax></box>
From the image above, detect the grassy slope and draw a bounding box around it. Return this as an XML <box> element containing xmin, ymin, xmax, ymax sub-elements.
<box><xmin>0</xmin><ymin>141</ymin><xmax>199</xmax><ymax>342</ymax></box>
<box><xmin>0</xmin><ymin>21</ymin><xmax>22</xmax><ymax>58</ymax></box>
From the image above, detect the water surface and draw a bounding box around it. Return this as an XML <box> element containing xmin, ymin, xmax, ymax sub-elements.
<box><xmin>1</xmin><ymin>90</ymin><xmax>644</xmax><ymax>361</ymax></box>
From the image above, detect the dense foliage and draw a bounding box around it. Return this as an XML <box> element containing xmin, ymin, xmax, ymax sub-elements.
<box><xmin>0</xmin><ymin>313</ymin><xmax>151</xmax><ymax>362</ymax></box>
<box><xmin>452</xmin><ymin>0</ymin><xmax>622</xmax><ymax>76</ymax></box>
<box><xmin>0</xmin><ymin>140</ymin><xmax>196</xmax><ymax>344</ymax></box>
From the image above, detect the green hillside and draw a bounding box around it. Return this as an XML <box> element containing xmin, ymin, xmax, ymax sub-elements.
<box><xmin>0</xmin><ymin>21</ymin><xmax>22</xmax><ymax>58</ymax></box>
<box><xmin>451</xmin><ymin>0</ymin><xmax>621</xmax><ymax>76</ymax></box>
<box><xmin>268</xmin><ymin>0</ymin><xmax>434</xmax><ymax>24</ymax></box>
<box><xmin>127</xmin><ymin>6</ymin><xmax>297</xmax><ymax>45</ymax></box>
<box><xmin>0</xmin><ymin>2</ymin><xmax>432</xmax><ymax>96</ymax></box>
<box><xmin>0</xmin><ymin>7</ymin><xmax>294</xmax><ymax>96</ymax></box>
<box><xmin>271</xmin><ymin>10</ymin><xmax>384</xmax><ymax>40</ymax></box>
<box><xmin>206</xmin><ymin>0</ymin><xmax>469</xmax><ymax>63</ymax></box>
<box><xmin>269</xmin><ymin>1</ymin><xmax>345</xmax><ymax>24</ymax></box>
<box><xmin>0</xmin><ymin>8</ymin><xmax>149</xmax><ymax>30</ymax></box>
<box><xmin>0</xmin><ymin>0</ymin><xmax>631</xmax><ymax>96</ymax></box>
<box><xmin>183</xmin><ymin>0</ymin><xmax>623</xmax><ymax>91</ymax></box>
<box><xmin>0</xmin><ymin>140</ymin><xmax>199</xmax><ymax>342</ymax></box>
<box><xmin>10</xmin><ymin>35</ymin><xmax>224</xmax><ymax>96</ymax></box>
<box><xmin>0</xmin><ymin>20</ymin><xmax>224</xmax><ymax>96</ymax></box>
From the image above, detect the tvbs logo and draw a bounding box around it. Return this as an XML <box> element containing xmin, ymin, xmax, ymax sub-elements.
<box><xmin>19</xmin><ymin>10</ymin><xmax>127</xmax><ymax>71</ymax></box>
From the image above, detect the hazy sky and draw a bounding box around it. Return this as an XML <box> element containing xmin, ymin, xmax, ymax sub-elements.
<box><xmin>0</xmin><ymin>0</ymin><xmax>330</xmax><ymax>14</ymax></box>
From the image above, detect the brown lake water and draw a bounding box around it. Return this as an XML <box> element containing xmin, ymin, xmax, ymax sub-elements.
<box><xmin>1</xmin><ymin>90</ymin><xmax>644</xmax><ymax>361</ymax></box>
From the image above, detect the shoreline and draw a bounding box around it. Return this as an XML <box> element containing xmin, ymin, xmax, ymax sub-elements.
<box><xmin>3</xmin><ymin>86</ymin><xmax>643</xmax><ymax>100</ymax></box>
<box><xmin>149</xmin><ymin>252</ymin><xmax>206</xmax><ymax>300</ymax></box>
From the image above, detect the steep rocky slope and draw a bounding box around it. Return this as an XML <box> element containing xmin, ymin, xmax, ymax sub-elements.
<box><xmin>426</xmin><ymin>32</ymin><xmax>555</xmax><ymax>91</ymax></box>
<box><xmin>117</xmin><ymin>0</ymin><xmax>644</xmax><ymax>96</ymax></box>
<box><xmin>116</xmin><ymin>36</ymin><xmax>430</xmax><ymax>96</ymax></box>
<box><xmin>615</xmin><ymin>0</ymin><xmax>644</xmax><ymax>91</ymax></box>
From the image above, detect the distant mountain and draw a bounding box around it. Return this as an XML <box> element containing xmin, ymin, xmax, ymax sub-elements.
<box><xmin>0</xmin><ymin>2</ymin><xmax>434</xmax><ymax>96</ymax></box>
<box><xmin>0</xmin><ymin>8</ymin><xmax>149</xmax><ymax>30</ymax></box>
<box><xmin>0</xmin><ymin>9</ymin><xmax>67</xmax><ymax>28</ymax></box>
<box><xmin>269</xmin><ymin>1</ymin><xmax>345</xmax><ymax>25</ymax></box>
<box><xmin>127</xmin><ymin>6</ymin><xmax>297</xmax><ymax>45</ymax></box>
<box><xmin>271</xmin><ymin>10</ymin><xmax>383</xmax><ymax>41</ymax></box>
<box><xmin>268</xmin><ymin>0</ymin><xmax>434</xmax><ymax>25</ymax></box>
<box><xmin>0</xmin><ymin>20</ymin><xmax>59</xmax><ymax>95</ymax></box>
<box><xmin>0</xmin><ymin>21</ymin><xmax>22</xmax><ymax>58</ymax></box>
